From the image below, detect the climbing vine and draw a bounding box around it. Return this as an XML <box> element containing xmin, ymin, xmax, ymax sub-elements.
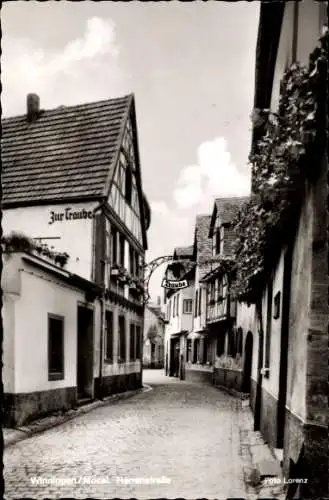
<box><xmin>231</xmin><ymin>28</ymin><xmax>328</xmax><ymax>302</ymax></box>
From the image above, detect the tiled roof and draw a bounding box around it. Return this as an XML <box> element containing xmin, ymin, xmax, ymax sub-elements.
<box><xmin>214</xmin><ymin>197</ymin><xmax>250</xmax><ymax>225</ymax></box>
<box><xmin>1</xmin><ymin>95</ymin><xmax>132</xmax><ymax>206</ymax></box>
<box><xmin>174</xmin><ymin>245</ymin><xmax>194</xmax><ymax>258</ymax></box>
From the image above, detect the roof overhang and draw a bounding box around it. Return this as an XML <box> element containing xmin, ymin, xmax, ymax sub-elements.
<box><xmin>22</xmin><ymin>253</ymin><xmax>103</xmax><ymax>297</ymax></box>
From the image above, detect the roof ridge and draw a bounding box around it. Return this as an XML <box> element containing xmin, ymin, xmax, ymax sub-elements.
<box><xmin>2</xmin><ymin>93</ymin><xmax>134</xmax><ymax>121</ymax></box>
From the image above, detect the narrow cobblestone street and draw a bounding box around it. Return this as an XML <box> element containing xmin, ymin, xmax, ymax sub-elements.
<box><xmin>5</xmin><ymin>371</ymin><xmax>267</xmax><ymax>499</ymax></box>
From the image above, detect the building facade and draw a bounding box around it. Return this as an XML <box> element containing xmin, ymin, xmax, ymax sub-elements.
<box><xmin>2</xmin><ymin>250</ymin><xmax>102</xmax><ymax>426</ymax></box>
<box><xmin>233</xmin><ymin>1</ymin><xmax>328</xmax><ymax>497</ymax></box>
<box><xmin>2</xmin><ymin>93</ymin><xmax>151</xmax><ymax>409</ymax></box>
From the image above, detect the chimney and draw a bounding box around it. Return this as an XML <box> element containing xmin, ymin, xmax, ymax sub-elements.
<box><xmin>27</xmin><ymin>93</ymin><xmax>40</xmax><ymax>122</ymax></box>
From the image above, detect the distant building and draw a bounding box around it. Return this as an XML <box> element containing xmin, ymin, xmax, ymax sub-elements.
<box><xmin>2</xmin><ymin>92</ymin><xmax>151</xmax><ymax>417</ymax></box>
<box><xmin>143</xmin><ymin>300</ymin><xmax>165</xmax><ymax>369</ymax></box>
<box><xmin>163</xmin><ymin>246</ymin><xmax>195</xmax><ymax>378</ymax></box>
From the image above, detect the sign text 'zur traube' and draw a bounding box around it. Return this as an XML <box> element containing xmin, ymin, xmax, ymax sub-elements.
<box><xmin>49</xmin><ymin>208</ymin><xmax>94</xmax><ymax>225</ymax></box>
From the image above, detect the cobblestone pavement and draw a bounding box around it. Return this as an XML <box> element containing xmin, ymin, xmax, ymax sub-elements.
<box><xmin>4</xmin><ymin>370</ymin><xmax>275</xmax><ymax>499</ymax></box>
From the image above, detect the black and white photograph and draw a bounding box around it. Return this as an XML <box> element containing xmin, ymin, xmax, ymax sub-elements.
<box><xmin>1</xmin><ymin>1</ymin><xmax>328</xmax><ymax>499</ymax></box>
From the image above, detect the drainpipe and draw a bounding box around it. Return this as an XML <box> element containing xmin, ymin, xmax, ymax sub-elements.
<box><xmin>98</xmin><ymin>292</ymin><xmax>106</xmax><ymax>400</ymax></box>
<box><xmin>95</xmin><ymin>201</ymin><xmax>107</xmax><ymax>401</ymax></box>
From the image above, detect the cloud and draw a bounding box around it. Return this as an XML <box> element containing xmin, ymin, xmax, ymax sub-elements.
<box><xmin>2</xmin><ymin>17</ymin><xmax>131</xmax><ymax>116</ymax></box>
<box><xmin>173</xmin><ymin>137</ymin><xmax>250</xmax><ymax>209</ymax></box>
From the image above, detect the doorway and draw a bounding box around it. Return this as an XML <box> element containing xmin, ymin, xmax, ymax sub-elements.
<box><xmin>276</xmin><ymin>243</ymin><xmax>293</xmax><ymax>448</ymax></box>
<box><xmin>242</xmin><ymin>331</ymin><xmax>253</xmax><ymax>393</ymax></box>
<box><xmin>77</xmin><ymin>306</ymin><xmax>94</xmax><ymax>401</ymax></box>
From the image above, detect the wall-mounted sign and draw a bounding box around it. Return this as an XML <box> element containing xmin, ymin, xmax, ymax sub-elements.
<box><xmin>161</xmin><ymin>278</ymin><xmax>188</xmax><ymax>290</ymax></box>
<box><xmin>49</xmin><ymin>208</ymin><xmax>94</xmax><ymax>225</ymax></box>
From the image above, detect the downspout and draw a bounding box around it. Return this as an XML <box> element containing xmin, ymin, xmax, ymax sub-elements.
<box><xmin>98</xmin><ymin>292</ymin><xmax>105</xmax><ymax>400</ymax></box>
<box><xmin>94</xmin><ymin>201</ymin><xmax>107</xmax><ymax>400</ymax></box>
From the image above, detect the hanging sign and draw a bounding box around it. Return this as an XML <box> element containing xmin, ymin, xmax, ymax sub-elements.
<box><xmin>161</xmin><ymin>278</ymin><xmax>188</xmax><ymax>290</ymax></box>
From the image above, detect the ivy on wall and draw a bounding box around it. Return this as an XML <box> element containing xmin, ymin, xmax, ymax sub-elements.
<box><xmin>231</xmin><ymin>28</ymin><xmax>328</xmax><ymax>302</ymax></box>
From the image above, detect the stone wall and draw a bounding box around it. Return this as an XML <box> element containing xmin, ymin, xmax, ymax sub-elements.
<box><xmin>213</xmin><ymin>368</ymin><xmax>243</xmax><ymax>392</ymax></box>
<box><xmin>3</xmin><ymin>387</ymin><xmax>77</xmax><ymax>427</ymax></box>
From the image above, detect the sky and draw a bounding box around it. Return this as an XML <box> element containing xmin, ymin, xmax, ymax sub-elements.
<box><xmin>1</xmin><ymin>1</ymin><xmax>260</xmax><ymax>301</ymax></box>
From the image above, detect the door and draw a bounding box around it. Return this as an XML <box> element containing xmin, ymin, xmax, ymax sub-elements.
<box><xmin>242</xmin><ymin>331</ymin><xmax>253</xmax><ymax>393</ymax></box>
<box><xmin>277</xmin><ymin>243</ymin><xmax>293</xmax><ymax>448</ymax></box>
<box><xmin>77</xmin><ymin>306</ymin><xmax>94</xmax><ymax>400</ymax></box>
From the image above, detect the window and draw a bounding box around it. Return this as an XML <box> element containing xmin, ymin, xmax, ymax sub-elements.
<box><xmin>273</xmin><ymin>291</ymin><xmax>281</xmax><ymax>319</ymax></box>
<box><xmin>118</xmin><ymin>315</ymin><xmax>126</xmax><ymax>362</ymax></box>
<box><xmin>215</xmin><ymin>228</ymin><xmax>220</xmax><ymax>254</ymax></box>
<box><xmin>119</xmin><ymin>234</ymin><xmax>125</xmax><ymax>267</ymax></box>
<box><xmin>129</xmin><ymin>246</ymin><xmax>134</xmax><ymax>275</ymax></box>
<box><xmin>105</xmin><ymin>311</ymin><xmax>113</xmax><ymax>360</ymax></box>
<box><xmin>125</xmin><ymin>167</ymin><xmax>132</xmax><ymax>204</ymax></box>
<box><xmin>176</xmin><ymin>294</ymin><xmax>180</xmax><ymax>316</ymax></box>
<box><xmin>194</xmin><ymin>290</ymin><xmax>199</xmax><ymax>317</ymax></box>
<box><xmin>130</xmin><ymin>323</ymin><xmax>136</xmax><ymax>361</ymax></box>
<box><xmin>183</xmin><ymin>299</ymin><xmax>192</xmax><ymax>314</ymax></box>
<box><xmin>48</xmin><ymin>314</ymin><xmax>64</xmax><ymax>380</ymax></box>
<box><xmin>173</xmin><ymin>296</ymin><xmax>176</xmax><ymax>317</ymax></box>
<box><xmin>134</xmin><ymin>251</ymin><xmax>139</xmax><ymax>278</ymax></box>
<box><xmin>168</xmin><ymin>300</ymin><xmax>172</xmax><ymax>319</ymax></box>
<box><xmin>198</xmin><ymin>288</ymin><xmax>202</xmax><ymax>316</ymax></box>
<box><xmin>219</xmin><ymin>227</ymin><xmax>225</xmax><ymax>255</ymax></box>
<box><xmin>135</xmin><ymin>325</ymin><xmax>141</xmax><ymax>359</ymax></box>
<box><xmin>111</xmin><ymin>227</ymin><xmax>117</xmax><ymax>265</ymax></box>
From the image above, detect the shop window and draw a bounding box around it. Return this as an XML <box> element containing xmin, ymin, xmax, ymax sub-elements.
<box><xmin>105</xmin><ymin>311</ymin><xmax>113</xmax><ymax>361</ymax></box>
<box><xmin>118</xmin><ymin>315</ymin><xmax>126</xmax><ymax>362</ymax></box>
<box><xmin>48</xmin><ymin>314</ymin><xmax>64</xmax><ymax>380</ymax></box>
<box><xmin>183</xmin><ymin>299</ymin><xmax>192</xmax><ymax>314</ymax></box>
